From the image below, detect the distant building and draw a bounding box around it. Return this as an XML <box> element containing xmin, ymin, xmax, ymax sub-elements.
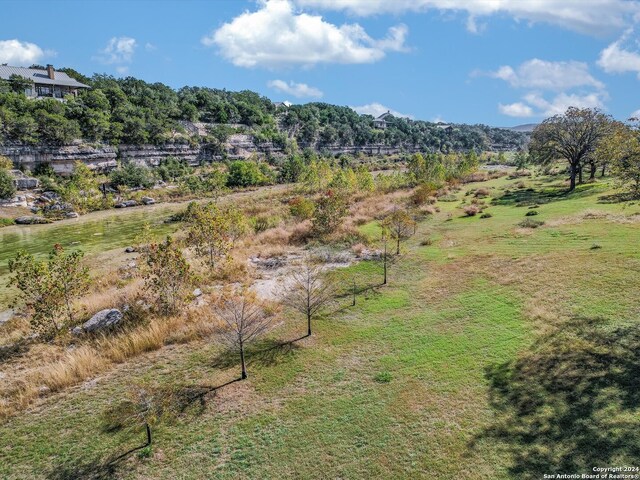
<box><xmin>373</xmin><ymin>111</ymin><xmax>393</xmax><ymax>129</ymax></box>
<box><xmin>436</xmin><ymin>123</ymin><xmax>454</xmax><ymax>134</ymax></box>
<box><xmin>0</xmin><ymin>64</ymin><xmax>89</xmax><ymax>99</ymax></box>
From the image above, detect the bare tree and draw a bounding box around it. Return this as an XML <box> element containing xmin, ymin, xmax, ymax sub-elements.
<box><xmin>283</xmin><ymin>258</ymin><xmax>336</xmax><ymax>337</ymax></box>
<box><xmin>213</xmin><ymin>291</ymin><xmax>275</xmax><ymax>379</ymax></box>
<box><xmin>529</xmin><ymin>107</ymin><xmax>612</xmax><ymax>191</ymax></box>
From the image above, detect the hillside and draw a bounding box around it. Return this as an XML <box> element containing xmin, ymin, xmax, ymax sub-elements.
<box><xmin>0</xmin><ymin>71</ymin><xmax>528</xmax><ymax>164</ymax></box>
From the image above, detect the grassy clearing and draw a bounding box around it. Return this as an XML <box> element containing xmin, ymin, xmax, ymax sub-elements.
<box><xmin>1</xmin><ymin>173</ymin><xmax>639</xmax><ymax>479</ymax></box>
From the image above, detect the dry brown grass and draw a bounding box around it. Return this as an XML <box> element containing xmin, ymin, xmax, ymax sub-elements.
<box><xmin>0</xmin><ymin>303</ymin><xmax>217</xmax><ymax>419</ymax></box>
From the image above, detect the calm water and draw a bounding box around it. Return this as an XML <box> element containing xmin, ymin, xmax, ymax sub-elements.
<box><xmin>0</xmin><ymin>204</ymin><xmax>183</xmax><ymax>307</ymax></box>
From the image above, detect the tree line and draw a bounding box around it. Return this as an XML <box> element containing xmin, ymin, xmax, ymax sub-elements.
<box><xmin>0</xmin><ymin>67</ymin><xmax>528</xmax><ymax>152</ymax></box>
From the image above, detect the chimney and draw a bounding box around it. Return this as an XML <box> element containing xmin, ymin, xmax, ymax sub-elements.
<box><xmin>46</xmin><ymin>64</ymin><xmax>55</xmax><ymax>80</ymax></box>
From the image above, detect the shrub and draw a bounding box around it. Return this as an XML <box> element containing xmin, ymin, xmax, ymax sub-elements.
<box><xmin>474</xmin><ymin>188</ymin><xmax>490</xmax><ymax>198</ymax></box>
<box><xmin>438</xmin><ymin>194</ymin><xmax>458</xmax><ymax>202</ymax></box>
<box><xmin>480</xmin><ymin>212</ymin><xmax>493</xmax><ymax>219</ymax></box>
<box><xmin>289</xmin><ymin>196</ymin><xmax>315</xmax><ymax>220</ymax></box>
<box><xmin>251</xmin><ymin>215</ymin><xmax>279</xmax><ymax>233</ymax></box>
<box><xmin>518</xmin><ymin>218</ymin><xmax>545</xmax><ymax>229</ymax></box>
<box><xmin>0</xmin><ymin>155</ymin><xmax>13</xmax><ymax>169</ymax></box>
<box><xmin>463</xmin><ymin>205</ymin><xmax>480</xmax><ymax>216</ymax></box>
<box><xmin>420</xmin><ymin>237</ymin><xmax>433</xmax><ymax>246</ymax></box>
<box><xmin>411</xmin><ymin>183</ymin><xmax>439</xmax><ymax>206</ymax></box>
<box><xmin>227</xmin><ymin>160</ymin><xmax>270</xmax><ymax>187</ymax></box>
<box><xmin>525</xmin><ymin>210</ymin><xmax>539</xmax><ymax>216</ymax></box>
<box><xmin>312</xmin><ymin>190</ymin><xmax>348</xmax><ymax>237</ymax></box>
<box><xmin>590</xmin><ymin>243</ymin><xmax>602</xmax><ymax>250</ymax></box>
<box><xmin>0</xmin><ymin>168</ymin><xmax>16</xmax><ymax>199</ymax></box>
<box><xmin>110</xmin><ymin>163</ymin><xmax>156</xmax><ymax>189</ymax></box>
<box><xmin>0</xmin><ymin>217</ymin><xmax>15</xmax><ymax>227</ymax></box>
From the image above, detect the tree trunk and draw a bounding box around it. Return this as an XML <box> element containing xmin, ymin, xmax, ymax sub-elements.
<box><xmin>383</xmin><ymin>242</ymin><xmax>388</xmax><ymax>285</ymax></box>
<box><xmin>396</xmin><ymin>238</ymin><xmax>401</xmax><ymax>255</ymax></box>
<box><xmin>307</xmin><ymin>311</ymin><xmax>312</xmax><ymax>337</ymax></box>
<box><xmin>569</xmin><ymin>163</ymin><xmax>577</xmax><ymax>191</ymax></box>
<box><xmin>578</xmin><ymin>165</ymin><xmax>583</xmax><ymax>184</ymax></box>
<box><xmin>240</xmin><ymin>343</ymin><xmax>247</xmax><ymax>379</ymax></box>
<box><xmin>352</xmin><ymin>280</ymin><xmax>356</xmax><ymax>307</ymax></box>
<box><xmin>589</xmin><ymin>162</ymin><xmax>597</xmax><ymax>180</ymax></box>
<box><xmin>601</xmin><ymin>164</ymin><xmax>606</xmax><ymax>177</ymax></box>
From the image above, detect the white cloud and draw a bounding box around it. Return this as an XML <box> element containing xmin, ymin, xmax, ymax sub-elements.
<box><xmin>499</xmin><ymin>102</ymin><xmax>535</xmax><ymax>118</ymax></box>
<box><xmin>295</xmin><ymin>0</ymin><xmax>640</xmax><ymax>34</ymax></box>
<box><xmin>486</xmin><ymin>59</ymin><xmax>605</xmax><ymax>91</ymax></box>
<box><xmin>351</xmin><ymin>103</ymin><xmax>413</xmax><ymax>118</ymax></box>
<box><xmin>0</xmin><ymin>39</ymin><xmax>46</xmax><ymax>66</ymax></box>
<box><xmin>203</xmin><ymin>0</ymin><xmax>408</xmax><ymax>68</ymax></box>
<box><xmin>95</xmin><ymin>36</ymin><xmax>137</xmax><ymax>65</ymax></box>
<box><xmin>500</xmin><ymin>91</ymin><xmax>607</xmax><ymax>118</ymax></box>
<box><xmin>597</xmin><ymin>29</ymin><xmax>640</xmax><ymax>77</ymax></box>
<box><xmin>483</xmin><ymin>57</ymin><xmax>609</xmax><ymax>118</ymax></box>
<box><xmin>268</xmin><ymin>79</ymin><xmax>323</xmax><ymax>98</ymax></box>
<box><xmin>629</xmin><ymin>109</ymin><xmax>640</xmax><ymax>119</ymax></box>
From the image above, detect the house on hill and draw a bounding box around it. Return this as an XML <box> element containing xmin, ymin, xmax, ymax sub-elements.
<box><xmin>436</xmin><ymin>123</ymin><xmax>454</xmax><ymax>134</ymax></box>
<box><xmin>0</xmin><ymin>64</ymin><xmax>89</xmax><ymax>99</ymax></box>
<box><xmin>373</xmin><ymin>111</ymin><xmax>393</xmax><ymax>129</ymax></box>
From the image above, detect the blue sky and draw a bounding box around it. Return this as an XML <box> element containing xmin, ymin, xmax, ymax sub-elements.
<box><xmin>1</xmin><ymin>0</ymin><xmax>640</xmax><ymax>125</ymax></box>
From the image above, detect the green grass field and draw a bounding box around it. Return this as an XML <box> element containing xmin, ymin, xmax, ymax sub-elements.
<box><xmin>1</xmin><ymin>173</ymin><xmax>639</xmax><ymax>479</ymax></box>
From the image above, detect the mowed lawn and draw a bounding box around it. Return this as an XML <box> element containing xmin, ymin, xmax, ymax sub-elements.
<box><xmin>1</xmin><ymin>173</ymin><xmax>639</xmax><ymax>479</ymax></box>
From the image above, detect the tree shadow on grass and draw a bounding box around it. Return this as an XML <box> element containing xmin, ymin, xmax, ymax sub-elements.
<box><xmin>210</xmin><ymin>337</ymin><xmax>303</xmax><ymax>371</ymax></box>
<box><xmin>47</xmin><ymin>457</ymin><xmax>121</xmax><ymax>480</ymax></box>
<box><xmin>492</xmin><ymin>183</ymin><xmax>599</xmax><ymax>207</ymax></box>
<box><xmin>475</xmin><ymin>318</ymin><xmax>640</xmax><ymax>479</ymax></box>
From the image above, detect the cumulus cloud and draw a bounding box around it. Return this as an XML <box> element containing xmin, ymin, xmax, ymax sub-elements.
<box><xmin>203</xmin><ymin>0</ymin><xmax>408</xmax><ymax>68</ymax></box>
<box><xmin>500</xmin><ymin>92</ymin><xmax>607</xmax><ymax>118</ymax></box>
<box><xmin>350</xmin><ymin>103</ymin><xmax>413</xmax><ymax>118</ymax></box>
<box><xmin>95</xmin><ymin>36</ymin><xmax>137</xmax><ymax>65</ymax></box>
<box><xmin>499</xmin><ymin>102</ymin><xmax>535</xmax><ymax>118</ymax></box>
<box><xmin>295</xmin><ymin>0</ymin><xmax>640</xmax><ymax>34</ymax></box>
<box><xmin>482</xmin><ymin>57</ymin><xmax>608</xmax><ymax>118</ymax></box>
<box><xmin>598</xmin><ymin>29</ymin><xmax>640</xmax><ymax>77</ymax></box>
<box><xmin>0</xmin><ymin>39</ymin><xmax>46</xmax><ymax>66</ymax></box>
<box><xmin>486</xmin><ymin>59</ymin><xmax>605</xmax><ymax>91</ymax></box>
<box><xmin>268</xmin><ymin>79</ymin><xmax>323</xmax><ymax>98</ymax></box>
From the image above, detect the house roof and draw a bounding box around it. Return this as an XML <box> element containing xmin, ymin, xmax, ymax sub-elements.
<box><xmin>0</xmin><ymin>65</ymin><xmax>89</xmax><ymax>88</ymax></box>
<box><xmin>376</xmin><ymin>111</ymin><xmax>393</xmax><ymax>121</ymax></box>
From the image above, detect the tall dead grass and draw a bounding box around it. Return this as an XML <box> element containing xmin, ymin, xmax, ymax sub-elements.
<box><xmin>0</xmin><ymin>306</ymin><xmax>214</xmax><ymax>420</ymax></box>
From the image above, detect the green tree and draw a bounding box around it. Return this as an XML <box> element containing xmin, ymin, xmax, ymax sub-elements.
<box><xmin>597</xmin><ymin>121</ymin><xmax>640</xmax><ymax>197</ymax></box>
<box><xmin>312</xmin><ymin>190</ymin><xmax>348</xmax><ymax>237</ymax></box>
<box><xmin>185</xmin><ymin>202</ymin><xmax>231</xmax><ymax>267</ymax></box>
<box><xmin>514</xmin><ymin>150</ymin><xmax>529</xmax><ymax>171</ymax></box>
<box><xmin>110</xmin><ymin>162</ymin><xmax>156</xmax><ymax>189</ymax></box>
<box><xmin>143</xmin><ymin>236</ymin><xmax>192</xmax><ymax>315</ymax></box>
<box><xmin>530</xmin><ymin>107</ymin><xmax>612</xmax><ymax>191</ymax></box>
<box><xmin>227</xmin><ymin>160</ymin><xmax>267</xmax><ymax>187</ymax></box>
<box><xmin>0</xmin><ymin>167</ymin><xmax>16</xmax><ymax>199</ymax></box>
<box><xmin>8</xmin><ymin>245</ymin><xmax>90</xmax><ymax>337</ymax></box>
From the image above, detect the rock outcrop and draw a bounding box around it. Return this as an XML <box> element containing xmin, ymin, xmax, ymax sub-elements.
<box><xmin>14</xmin><ymin>216</ymin><xmax>50</xmax><ymax>225</ymax></box>
<box><xmin>81</xmin><ymin>309</ymin><xmax>123</xmax><ymax>333</ymax></box>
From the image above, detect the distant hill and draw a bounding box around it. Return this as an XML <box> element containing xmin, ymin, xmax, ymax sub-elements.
<box><xmin>504</xmin><ymin>123</ymin><xmax>538</xmax><ymax>133</ymax></box>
